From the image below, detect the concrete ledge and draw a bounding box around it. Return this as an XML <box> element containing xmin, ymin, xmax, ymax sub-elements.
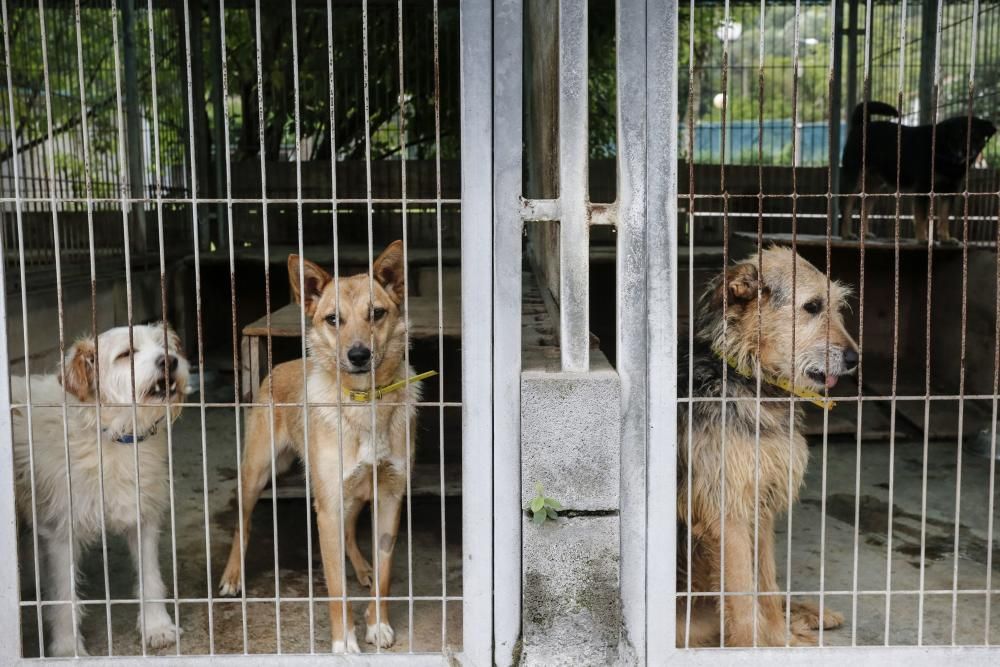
<box><xmin>521</xmin><ymin>514</ymin><xmax>621</xmax><ymax>667</ymax></box>
<box><xmin>521</xmin><ymin>362</ymin><xmax>621</xmax><ymax>512</ymax></box>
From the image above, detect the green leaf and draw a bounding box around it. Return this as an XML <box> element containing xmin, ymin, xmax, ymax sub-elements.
<box><xmin>535</xmin><ymin>482</ymin><xmax>544</xmax><ymax>495</ymax></box>
<box><xmin>532</xmin><ymin>510</ymin><xmax>546</xmax><ymax>525</ymax></box>
<box><xmin>530</xmin><ymin>497</ymin><xmax>545</xmax><ymax>513</ymax></box>
<box><xmin>546</xmin><ymin>507</ymin><xmax>558</xmax><ymax>520</ymax></box>
<box><xmin>544</xmin><ymin>497</ymin><xmax>562</xmax><ymax>511</ymax></box>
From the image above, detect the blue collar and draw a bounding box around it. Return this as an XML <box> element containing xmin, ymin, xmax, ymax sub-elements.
<box><xmin>106</xmin><ymin>420</ymin><xmax>162</xmax><ymax>446</ymax></box>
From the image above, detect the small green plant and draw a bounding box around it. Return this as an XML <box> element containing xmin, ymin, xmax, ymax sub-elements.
<box><xmin>529</xmin><ymin>483</ymin><xmax>562</xmax><ymax>525</ymax></box>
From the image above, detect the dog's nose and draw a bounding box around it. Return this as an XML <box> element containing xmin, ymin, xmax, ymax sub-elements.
<box><xmin>157</xmin><ymin>354</ymin><xmax>179</xmax><ymax>374</ymax></box>
<box><xmin>347</xmin><ymin>345</ymin><xmax>372</xmax><ymax>367</ymax></box>
<box><xmin>843</xmin><ymin>348</ymin><xmax>859</xmax><ymax>371</ymax></box>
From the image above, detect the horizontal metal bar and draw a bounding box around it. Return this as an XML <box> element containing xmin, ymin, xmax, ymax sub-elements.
<box><xmin>0</xmin><ymin>197</ymin><xmax>462</xmax><ymax>206</ymax></box>
<box><xmin>9</xmin><ymin>655</ymin><xmax>457</xmax><ymax>666</ymax></box>
<box><xmin>677</xmin><ymin>589</ymin><xmax>1000</xmax><ymax>598</ymax></box>
<box><xmin>11</xmin><ymin>401</ymin><xmax>464</xmax><ymax>409</ymax></box>
<box><xmin>22</xmin><ymin>595</ymin><xmax>463</xmax><ymax>607</ymax></box>
<box><xmin>669</xmin><ymin>648</ymin><xmax>1000</xmax><ymax>666</ymax></box>
<box><xmin>521</xmin><ymin>197</ymin><xmax>560</xmax><ymax>221</ymax></box>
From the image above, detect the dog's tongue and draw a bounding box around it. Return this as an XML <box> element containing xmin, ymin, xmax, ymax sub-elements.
<box><xmin>825</xmin><ymin>375</ymin><xmax>839</xmax><ymax>389</ymax></box>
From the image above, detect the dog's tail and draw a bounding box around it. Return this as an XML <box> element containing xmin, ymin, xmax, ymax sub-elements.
<box><xmin>850</xmin><ymin>101</ymin><xmax>900</xmax><ymax>128</ymax></box>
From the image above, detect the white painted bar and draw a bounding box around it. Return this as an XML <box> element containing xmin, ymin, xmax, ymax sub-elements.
<box><xmin>556</xmin><ymin>0</ymin><xmax>590</xmax><ymax>372</ymax></box>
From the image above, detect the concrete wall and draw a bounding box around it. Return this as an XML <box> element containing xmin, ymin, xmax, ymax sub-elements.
<box><xmin>6</xmin><ymin>270</ymin><xmax>164</xmax><ymax>375</ymax></box>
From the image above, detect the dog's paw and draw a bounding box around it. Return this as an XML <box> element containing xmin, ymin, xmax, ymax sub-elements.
<box><xmin>48</xmin><ymin>636</ymin><xmax>89</xmax><ymax>658</ymax></box>
<box><xmin>145</xmin><ymin>622</ymin><xmax>182</xmax><ymax>650</ymax></box>
<box><xmin>218</xmin><ymin>569</ymin><xmax>242</xmax><ymax>597</ymax></box>
<box><xmin>353</xmin><ymin>559</ymin><xmax>373</xmax><ymax>588</ymax></box>
<box><xmin>366</xmin><ymin>621</ymin><xmax>395</xmax><ymax>648</ymax></box>
<box><xmin>788</xmin><ymin>600</ymin><xmax>843</xmax><ymax>631</ymax></box>
<box><xmin>333</xmin><ymin>631</ymin><xmax>361</xmax><ymax>654</ymax></box>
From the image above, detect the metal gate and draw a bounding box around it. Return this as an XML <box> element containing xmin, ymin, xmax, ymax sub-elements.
<box><xmin>0</xmin><ymin>0</ymin><xmax>490</xmax><ymax>663</ymax></box>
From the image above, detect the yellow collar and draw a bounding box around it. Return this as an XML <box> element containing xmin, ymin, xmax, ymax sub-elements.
<box><xmin>344</xmin><ymin>370</ymin><xmax>438</xmax><ymax>402</ymax></box>
<box><xmin>712</xmin><ymin>348</ymin><xmax>836</xmax><ymax>411</ymax></box>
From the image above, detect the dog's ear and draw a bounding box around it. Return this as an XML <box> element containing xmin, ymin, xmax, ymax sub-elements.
<box><xmin>288</xmin><ymin>255</ymin><xmax>332</xmax><ymax>316</ymax></box>
<box><xmin>373</xmin><ymin>240</ymin><xmax>405</xmax><ymax>303</ymax></box>
<box><xmin>716</xmin><ymin>263</ymin><xmax>760</xmax><ymax>307</ymax></box>
<box><xmin>60</xmin><ymin>337</ymin><xmax>96</xmax><ymax>401</ymax></box>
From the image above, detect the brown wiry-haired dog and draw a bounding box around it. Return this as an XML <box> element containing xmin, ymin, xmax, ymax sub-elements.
<box><xmin>219</xmin><ymin>241</ymin><xmax>420</xmax><ymax>653</ymax></box>
<box><xmin>678</xmin><ymin>246</ymin><xmax>858</xmax><ymax>647</ymax></box>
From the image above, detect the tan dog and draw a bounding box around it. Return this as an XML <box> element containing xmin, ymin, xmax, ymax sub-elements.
<box><xmin>218</xmin><ymin>241</ymin><xmax>419</xmax><ymax>653</ymax></box>
<box><xmin>678</xmin><ymin>247</ymin><xmax>858</xmax><ymax>647</ymax></box>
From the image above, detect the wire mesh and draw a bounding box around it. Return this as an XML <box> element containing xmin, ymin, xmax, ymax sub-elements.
<box><xmin>2</xmin><ymin>0</ymin><xmax>463</xmax><ymax>658</ymax></box>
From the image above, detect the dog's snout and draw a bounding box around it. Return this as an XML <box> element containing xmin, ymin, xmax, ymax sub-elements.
<box><xmin>347</xmin><ymin>345</ymin><xmax>372</xmax><ymax>367</ymax></box>
<box><xmin>157</xmin><ymin>354</ymin><xmax>179</xmax><ymax>375</ymax></box>
<box><xmin>842</xmin><ymin>347</ymin><xmax>859</xmax><ymax>371</ymax></box>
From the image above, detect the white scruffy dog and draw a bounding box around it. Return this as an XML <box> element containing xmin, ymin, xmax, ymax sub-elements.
<box><xmin>11</xmin><ymin>324</ymin><xmax>189</xmax><ymax>657</ymax></box>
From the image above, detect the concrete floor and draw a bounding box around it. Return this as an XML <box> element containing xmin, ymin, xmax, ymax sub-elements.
<box><xmin>17</xmin><ymin>372</ymin><xmax>1000</xmax><ymax>655</ymax></box>
<box><xmin>768</xmin><ymin>434</ymin><xmax>1000</xmax><ymax>646</ymax></box>
<box><xmin>18</xmin><ymin>369</ymin><xmax>463</xmax><ymax>657</ymax></box>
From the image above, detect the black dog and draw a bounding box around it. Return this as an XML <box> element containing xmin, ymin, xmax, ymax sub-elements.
<box><xmin>840</xmin><ymin>101</ymin><xmax>995</xmax><ymax>242</ymax></box>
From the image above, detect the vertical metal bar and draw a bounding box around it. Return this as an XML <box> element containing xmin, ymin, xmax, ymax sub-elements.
<box><xmin>616</xmin><ymin>0</ymin><xmax>648</xmax><ymax>659</ymax></box>
<box><xmin>431</xmin><ymin>0</ymin><xmax>447</xmax><ymax>651</ymax></box>
<box><xmin>288</xmin><ymin>0</ymin><xmax>316</xmax><ymax>653</ymax></box>
<box><xmin>459</xmin><ymin>1</ymin><xmax>494</xmax><ymax>662</ymax></box>
<box><xmin>359</xmin><ymin>0</ymin><xmax>387</xmax><ymax>653</ymax></box>
<box><xmin>830</xmin><ymin>0</ymin><xmax>844</xmax><ymax>236</ymax></box>
<box><xmin>645</xmin><ymin>0</ymin><xmax>678</xmax><ymax>659</ymax></box>
<box><xmin>214</xmin><ymin>0</ymin><xmax>250</xmax><ymax>652</ymax></box>
<box><xmin>683</xmin><ymin>0</ymin><xmax>695</xmax><ymax>647</ymax></box>
<box><xmin>145</xmin><ymin>0</ymin><xmax>183</xmax><ymax>651</ymax></box>
<box><xmin>915</xmin><ymin>0</ymin><xmax>943</xmax><ymax>646</ymax></box>
<box><xmin>0</xmin><ymin>0</ymin><xmax>45</xmax><ymax>655</ymax></box>
<box><xmin>557</xmin><ymin>0</ymin><xmax>589</xmax><ymax>372</ymax></box>
<box><xmin>208</xmin><ymin>0</ymin><xmax>227</xmax><ymax>249</ymax></box>
<box><xmin>395</xmin><ymin>0</ymin><xmax>416</xmax><ymax>651</ymax></box>
<box><xmin>492</xmin><ymin>0</ymin><xmax>524</xmax><ymax>661</ymax></box>
<box><xmin>950</xmin><ymin>0</ymin><xmax>979</xmax><ymax>646</ymax></box>
<box><xmin>322</xmin><ymin>0</ymin><xmax>352</xmax><ymax>650</ymax></box>
<box><xmin>37</xmin><ymin>0</ymin><xmax>84</xmax><ymax>655</ymax></box>
<box><xmin>109</xmin><ymin>0</ymin><xmax>149</xmax><ymax>654</ymax></box>
<box><xmin>122</xmin><ymin>0</ymin><xmax>147</xmax><ymax>253</ymax></box>
<box><xmin>179</xmin><ymin>0</ymin><xmax>214</xmax><ymax>651</ymax></box>
<box><xmin>251</xmin><ymin>0</ymin><xmax>282</xmax><ymax>649</ymax></box>
<box><xmin>72</xmin><ymin>0</ymin><xmax>114</xmax><ymax>653</ymax></box>
<box><xmin>918</xmin><ymin>0</ymin><xmax>937</xmax><ymax>124</ymax></box>
<box><xmin>718</xmin><ymin>0</ymin><xmax>732</xmax><ymax>643</ymax></box>
<box><xmin>0</xmin><ymin>183</ymin><xmax>18</xmax><ymax>661</ymax></box>
<box><xmin>0</xmin><ymin>1</ymin><xmax>34</xmax><ymax>657</ymax></box>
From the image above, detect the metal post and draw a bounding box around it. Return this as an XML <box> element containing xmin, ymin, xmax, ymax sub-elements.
<box><xmin>122</xmin><ymin>0</ymin><xmax>147</xmax><ymax>252</ymax></box>
<box><xmin>616</xmin><ymin>0</ymin><xmax>648</xmax><ymax>660</ymax></box>
<box><xmin>557</xmin><ymin>0</ymin><xmax>589</xmax><ymax>372</ymax></box>
<box><xmin>846</xmin><ymin>0</ymin><xmax>860</xmax><ymax>116</ymax></box>
<box><xmin>831</xmin><ymin>0</ymin><xmax>844</xmax><ymax>236</ymax></box>
<box><xmin>493</xmin><ymin>0</ymin><xmax>524</xmax><ymax>662</ymax></box>
<box><xmin>209</xmin><ymin>0</ymin><xmax>227</xmax><ymax>249</ymax></box>
<box><xmin>919</xmin><ymin>0</ymin><xmax>937</xmax><ymax>124</ymax></box>
<box><xmin>188</xmin><ymin>0</ymin><xmax>210</xmax><ymax>250</ymax></box>
<box><xmin>460</xmin><ymin>1</ymin><xmax>494</xmax><ymax>663</ymax></box>
<box><xmin>647</xmin><ymin>0</ymin><xmax>679</xmax><ymax>659</ymax></box>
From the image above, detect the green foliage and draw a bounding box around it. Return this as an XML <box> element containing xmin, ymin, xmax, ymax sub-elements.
<box><xmin>528</xmin><ymin>483</ymin><xmax>562</xmax><ymax>526</ymax></box>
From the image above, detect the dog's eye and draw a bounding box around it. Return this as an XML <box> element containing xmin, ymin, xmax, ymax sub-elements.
<box><xmin>803</xmin><ymin>299</ymin><xmax>823</xmax><ymax>315</ymax></box>
<box><xmin>115</xmin><ymin>349</ymin><xmax>132</xmax><ymax>362</ymax></box>
<box><xmin>372</xmin><ymin>307</ymin><xmax>387</xmax><ymax>321</ymax></box>
<box><xmin>325</xmin><ymin>314</ymin><xmax>338</xmax><ymax>326</ymax></box>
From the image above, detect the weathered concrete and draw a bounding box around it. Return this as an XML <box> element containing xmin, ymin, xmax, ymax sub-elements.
<box><xmin>520</xmin><ymin>514</ymin><xmax>621</xmax><ymax>667</ymax></box>
<box><xmin>521</xmin><ymin>363</ymin><xmax>620</xmax><ymax>512</ymax></box>
<box><xmin>520</xmin><ymin>267</ymin><xmax>622</xmax><ymax>665</ymax></box>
